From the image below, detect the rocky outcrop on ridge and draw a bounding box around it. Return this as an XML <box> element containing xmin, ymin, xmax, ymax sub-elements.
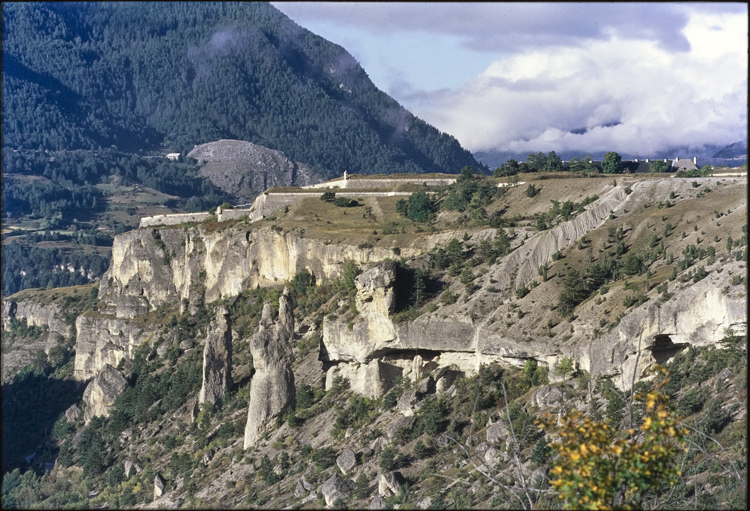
<box><xmin>188</xmin><ymin>139</ymin><xmax>324</xmax><ymax>204</ymax></box>
<box><xmin>198</xmin><ymin>307</ymin><xmax>233</xmax><ymax>407</ymax></box>
<box><xmin>243</xmin><ymin>288</ymin><xmax>295</xmax><ymax>449</ymax></box>
<box><xmin>82</xmin><ymin>364</ymin><xmax>129</xmax><ymax>423</ymax></box>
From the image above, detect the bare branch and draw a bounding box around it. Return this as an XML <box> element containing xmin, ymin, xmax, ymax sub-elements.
<box><xmin>501</xmin><ymin>378</ymin><xmax>535</xmax><ymax>510</ymax></box>
<box><xmin>681</xmin><ymin>433</ymin><xmax>743</xmax><ymax>484</ymax></box>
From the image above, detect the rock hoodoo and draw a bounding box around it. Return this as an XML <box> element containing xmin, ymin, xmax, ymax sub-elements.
<box><xmin>82</xmin><ymin>364</ymin><xmax>129</xmax><ymax>424</ymax></box>
<box><xmin>243</xmin><ymin>288</ymin><xmax>295</xmax><ymax>449</ymax></box>
<box><xmin>198</xmin><ymin>307</ymin><xmax>233</xmax><ymax>407</ymax></box>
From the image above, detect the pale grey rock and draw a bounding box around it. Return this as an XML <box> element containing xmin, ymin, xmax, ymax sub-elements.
<box><xmin>484</xmin><ymin>447</ymin><xmax>503</xmax><ymax>469</ymax></box>
<box><xmin>434</xmin><ymin>365</ymin><xmax>461</xmax><ymax>395</ymax></box>
<box><xmin>435</xmin><ymin>431</ymin><xmax>456</xmax><ymax>448</ymax></box>
<box><xmin>532</xmin><ymin>383</ymin><xmax>574</xmax><ymax>409</ymax></box>
<box><xmin>73</xmin><ymin>313</ymin><xmax>151</xmax><ymax>381</ymax></box>
<box><xmin>64</xmin><ymin>404</ymin><xmax>81</xmax><ymax>423</ymax></box>
<box><xmin>188</xmin><ymin>139</ymin><xmax>322</xmax><ymax>204</ymax></box>
<box><xmin>325</xmin><ymin>359</ymin><xmax>401</xmax><ymax>398</ymax></box>
<box><xmin>396</xmin><ymin>389</ymin><xmax>419</xmax><ymax>415</ymax></box>
<box><xmin>198</xmin><ymin>307</ymin><xmax>233</xmax><ymax>407</ymax></box>
<box><xmin>99</xmin><ymin>221</ymin><xmax>407</xmax><ymax>321</ymax></box>
<box><xmin>337</xmin><ymin>448</ymin><xmax>357</xmax><ymax>475</ymax></box>
<box><xmin>82</xmin><ymin>364</ymin><xmax>128</xmax><ymax>424</ymax></box>
<box><xmin>470</xmin><ymin>480</ymin><xmax>481</xmax><ymax>493</ymax></box>
<box><xmin>378</xmin><ymin>471</ymin><xmax>405</xmax><ymax>497</ymax></box>
<box><xmin>201</xmin><ymin>448</ymin><xmax>216</xmax><ymax>466</ymax></box>
<box><xmin>294</xmin><ymin>480</ymin><xmax>307</xmax><ymax>498</ymax></box>
<box><xmin>1</xmin><ymin>298</ymin><xmax>69</xmax><ymax>355</ymax></box>
<box><xmin>360</xmin><ymin>447</ymin><xmax>373</xmax><ymax>458</ymax></box>
<box><xmin>154</xmin><ymin>473</ymin><xmax>166</xmax><ymax>499</ymax></box>
<box><xmin>321</xmin><ymin>473</ymin><xmax>354</xmax><ymax>506</ymax></box>
<box><xmin>417</xmin><ymin>496</ymin><xmax>432</xmax><ymax>509</ymax></box>
<box><xmin>179</xmin><ymin>338</ymin><xmax>193</xmax><ymax>350</ymax></box>
<box><xmin>322</xmin><ymin>262</ymin><xmax>398</xmax><ymax>366</ymax></box>
<box><xmin>486</xmin><ymin>420</ymin><xmax>509</xmax><ymax>444</ymax></box>
<box><xmin>387</xmin><ymin>415</ymin><xmax>416</xmax><ymax>441</ymax></box>
<box><xmin>124</xmin><ymin>459</ymin><xmax>141</xmax><ymax>477</ymax></box>
<box><xmin>300</xmin><ymin>475</ymin><xmax>313</xmax><ymax>491</ymax></box>
<box><xmin>475</xmin><ymin>442</ymin><xmax>488</xmax><ymax>453</ymax></box>
<box><xmin>369</xmin><ymin>496</ymin><xmax>386</xmax><ymax>509</ymax></box>
<box><xmin>243</xmin><ymin>289</ymin><xmax>295</xmax><ymax>449</ymax></box>
<box><xmin>717</xmin><ymin>367</ymin><xmax>732</xmax><ymax>381</ymax></box>
<box><xmin>369</xmin><ymin>437</ymin><xmax>387</xmax><ymax>453</ymax></box>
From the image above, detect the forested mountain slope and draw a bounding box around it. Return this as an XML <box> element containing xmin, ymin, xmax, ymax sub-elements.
<box><xmin>2</xmin><ymin>2</ymin><xmax>481</xmax><ymax>177</ymax></box>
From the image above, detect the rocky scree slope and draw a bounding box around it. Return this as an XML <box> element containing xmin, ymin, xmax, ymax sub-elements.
<box><xmin>188</xmin><ymin>140</ymin><xmax>325</xmax><ymax>204</ymax></box>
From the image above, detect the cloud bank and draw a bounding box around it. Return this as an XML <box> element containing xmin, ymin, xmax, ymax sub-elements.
<box><xmin>274</xmin><ymin>3</ymin><xmax>747</xmax><ymax>155</ymax></box>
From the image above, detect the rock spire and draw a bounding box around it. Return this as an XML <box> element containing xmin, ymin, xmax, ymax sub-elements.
<box><xmin>243</xmin><ymin>288</ymin><xmax>295</xmax><ymax>449</ymax></box>
<box><xmin>198</xmin><ymin>307</ymin><xmax>233</xmax><ymax>407</ymax></box>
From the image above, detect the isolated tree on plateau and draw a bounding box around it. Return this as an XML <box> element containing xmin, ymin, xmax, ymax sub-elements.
<box><xmin>526</xmin><ymin>152</ymin><xmax>547</xmax><ymax>172</ymax></box>
<box><xmin>397</xmin><ymin>190</ymin><xmax>434</xmax><ymax>222</ymax></box>
<box><xmin>458</xmin><ymin>165</ymin><xmax>474</xmax><ymax>184</ymax></box>
<box><xmin>545</xmin><ymin>151</ymin><xmax>563</xmax><ymax>172</ymax></box>
<box><xmin>602</xmin><ymin>152</ymin><xmax>623</xmax><ymax>174</ymax></box>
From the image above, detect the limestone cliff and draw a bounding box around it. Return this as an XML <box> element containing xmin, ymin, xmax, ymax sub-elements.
<box><xmin>78</xmin><ymin>176</ymin><xmax>746</xmax><ymax>391</ymax></box>
<box><xmin>243</xmin><ymin>288</ymin><xmax>295</xmax><ymax>449</ymax></box>
<box><xmin>97</xmin><ymin>226</ymin><xmax>415</xmax><ymax>319</ymax></box>
<box><xmin>321</xmin><ymin>221</ymin><xmax>747</xmax><ymax>395</ymax></box>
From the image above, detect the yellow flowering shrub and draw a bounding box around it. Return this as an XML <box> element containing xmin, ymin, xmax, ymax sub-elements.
<box><xmin>538</xmin><ymin>366</ymin><xmax>688</xmax><ymax>510</ymax></box>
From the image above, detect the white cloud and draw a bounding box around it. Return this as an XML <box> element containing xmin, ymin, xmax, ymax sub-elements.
<box><xmin>411</xmin><ymin>9</ymin><xmax>747</xmax><ymax>154</ymax></box>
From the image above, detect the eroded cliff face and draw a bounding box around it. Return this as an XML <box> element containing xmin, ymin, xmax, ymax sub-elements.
<box><xmin>98</xmin><ymin>226</ymin><xmax>414</xmax><ymax>319</ymax></box>
<box><xmin>74</xmin><ymin>313</ymin><xmax>152</xmax><ymax>381</ymax></box>
<box><xmin>82</xmin><ymin>364</ymin><xmax>129</xmax><ymax>424</ymax></box>
<box><xmin>321</xmin><ymin>242</ymin><xmax>747</xmax><ymax>395</ymax></box>
<box><xmin>77</xmin><ymin>223</ymin><xmax>421</xmax><ymax>380</ymax></box>
<box><xmin>198</xmin><ymin>307</ymin><xmax>233</xmax><ymax>407</ymax></box>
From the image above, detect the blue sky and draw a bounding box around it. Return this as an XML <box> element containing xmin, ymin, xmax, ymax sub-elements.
<box><xmin>272</xmin><ymin>2</ymin><xmax>747</xmax><ymax>156</ymax></box>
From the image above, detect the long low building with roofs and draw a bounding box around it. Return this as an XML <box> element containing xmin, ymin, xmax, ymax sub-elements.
<box><xmin>561</xmin><ymin>156</ymin><xmax>700</xmax><ymax>173</ymax></box>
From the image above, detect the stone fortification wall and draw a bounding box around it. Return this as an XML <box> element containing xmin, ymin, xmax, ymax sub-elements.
<box><xmin>216</xmin><ymin>209</ymin><xmax>252</xmax><ymax>222</ymax></box>
<box><xmin>303</xmin><ymin>177</ymin><xmax>456</xmax><ymax>190</ymax></box>
<box><xmin>140</xmin><ymin>212</ymin><xmax>210</xmax><ymax>228</ymax></box>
